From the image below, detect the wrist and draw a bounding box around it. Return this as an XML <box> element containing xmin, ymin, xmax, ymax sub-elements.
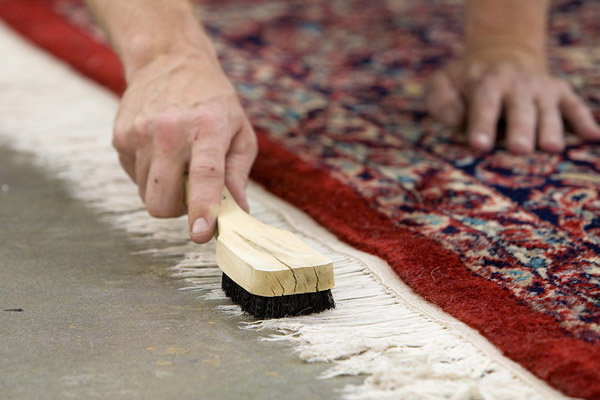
<box><xmin>122</xmin><ymin>33</ymin><xmax>218</xmax><ymax>82</ymax></box>
<box><xmin>88</xmin><ymin>0</ymin><xmax>219</xmax><ymax>82</ymax></box>
<box><xmin>463</xmin><ymin>40</ymin><xmax>548</xmax><ymax>72</ymax></box>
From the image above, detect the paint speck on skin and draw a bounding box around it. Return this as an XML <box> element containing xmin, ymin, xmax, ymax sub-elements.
<box><xmin>153</xmin><ymin>361</ymin><xmax>172</xmax><ymax>366</ymax></box>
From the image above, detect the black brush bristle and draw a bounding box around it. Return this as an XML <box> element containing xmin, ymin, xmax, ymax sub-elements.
<box><xmin>221</xmin><ymin>273</ymin><xmax>335</xmax><ymax>319</ymax></box>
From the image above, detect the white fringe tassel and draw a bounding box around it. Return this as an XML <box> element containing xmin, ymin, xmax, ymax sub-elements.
<box><xmin>0</xmin><ymin>22</ymin><xmax>567</xmax><ymax>400</ymax></box>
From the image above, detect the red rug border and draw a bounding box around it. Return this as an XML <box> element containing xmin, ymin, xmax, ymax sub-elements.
<box><xmin>1</xmin><ymin>1</ymin><xmax>598</xmax><ymax>398</ymax></box>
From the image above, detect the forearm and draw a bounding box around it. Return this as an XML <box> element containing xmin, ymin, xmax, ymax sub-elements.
<box><xmin>84</xmin><ymin>0</ymin><xmax>217</xmax><ymax>81</ymax></box>
<box><xmin>465</xmin><ymin>0</ymin><xmax>549</xmax><ymax>67</ymax></box>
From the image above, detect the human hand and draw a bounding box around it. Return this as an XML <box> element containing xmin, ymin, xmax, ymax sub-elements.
<box><xmin>426</xmin><ymin>48</ymin><xmax>600</xmax><ymax>154</ymax></box>
<box><xmin>112</xmin><ymin>48</ymin><xmax>257</xmax><ymax>243</ymax></box>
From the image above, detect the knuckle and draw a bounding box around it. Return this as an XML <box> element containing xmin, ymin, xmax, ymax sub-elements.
<box><xmin>155</xmin><ymin>107</ymin><xmax>184</xmax><ymax>132</ymax></box>
<box><xmin>192</xmin><ymin>106</ymin><xmax>229</xmax><ymax>131</ymax></box>
<box><xmin>112</xmin><ymin>119</ymin><xmax>131</xmax><ymax>151</ymax></box>
<box><xmin>190</xmin><ymin>158</ymin><xmax>225</xmax><ymax>179</ymax></box>
<box><xmin>479</xmin><ymin>74</ymin><xmax>502</xmax><ymax>91</ymax></box>
<box><xmin>473</xmin><ymin>91</ymin><xmax>499</xmax><ymax>110</ymax></box>
<box><xmin>153</xmin><ymin>109</ymin><xmax>188</xmax><ymax>150</ymax></box>
<box><xmin>494</xmin><ymin>62</ymin><xmax>517</xmax><ymax>77</ymax></box>
<box><xmin>517</xmin><ymin>73</ymin><xmax>535</xmax><ymax>88</ymax></box>
<box><xmin>469</xmin><ymin>76</ymin><xmax>502</xmax><ymax>106</ymax></box>
<box><xmin>132</xmin><ymin>115</ymin><xmax>151</xmax><ymax>136</ymax></box>
<box><xmin>112</xmin><ymin>131</ymin><xmax>128</xmax><ymax>151</ymax></box>
<box><xmin>555</xmin><ymin>79</ymin><xmax>573</xmax><ymax>94</ymax></box>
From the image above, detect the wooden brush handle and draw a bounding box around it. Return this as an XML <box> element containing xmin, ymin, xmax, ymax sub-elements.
<box><xmin>184</xmin><ymin>177</ymin><xmax>334</xmax><ymax>297</ymax></box>
<box><xmin>217</xmin><ymin>187</ymin><xmax>244</xmax><ymax>221</ymax></box>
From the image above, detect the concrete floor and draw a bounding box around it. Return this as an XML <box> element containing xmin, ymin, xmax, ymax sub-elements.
<box><xmin>0</xmin><ymin>147</ymin><xmax>358</xmax><ymax>399</ymax></box>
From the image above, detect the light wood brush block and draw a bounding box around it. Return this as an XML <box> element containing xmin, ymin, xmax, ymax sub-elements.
<box><xmin>216</xmin><ymin>189</ymin><xmax>334</xmax><ymax>297</ymax></box>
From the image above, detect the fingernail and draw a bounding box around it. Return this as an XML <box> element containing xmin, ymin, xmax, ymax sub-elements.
<box><xmin>515</xmin><ymin>136</ymin><xmax>531</xmax><ymax>150</ymax></box>
<box><xmin>192</xmin><ymin>218</ymin><xmax>209</xmax><ymax>235</ymax></box>
<box><xmin>473</xmin><ymin>133</ymin><xmax>491</xmax><ymax>150</ymax></box>
<box><xmin>516</xmin><ymin>136</ymin><xmax>528</xmax><ymax>146</ymax></box>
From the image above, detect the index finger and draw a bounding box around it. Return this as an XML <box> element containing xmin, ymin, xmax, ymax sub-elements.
<box><xmin>187</xmin><ymin>130</ymin><xmax>229</xmax><ymax>244</ymax></box>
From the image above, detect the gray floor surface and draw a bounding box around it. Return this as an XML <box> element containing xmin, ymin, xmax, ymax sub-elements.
<box><xmin>0</xmin><ymin>147</ymin><xmax>359</xmax><ymax>399</ymax></box>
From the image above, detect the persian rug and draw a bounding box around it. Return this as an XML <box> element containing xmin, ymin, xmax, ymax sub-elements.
<box><xmin>1</xmin><ymin>0</ymin><xmax>599</xmax><ymax>398</ymax></box>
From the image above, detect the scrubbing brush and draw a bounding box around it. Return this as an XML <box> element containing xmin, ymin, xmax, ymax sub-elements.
<box><xmin>187</xmin><ymin>183</ymin><xmax>335</xmax><ymax>319</ymax></box>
